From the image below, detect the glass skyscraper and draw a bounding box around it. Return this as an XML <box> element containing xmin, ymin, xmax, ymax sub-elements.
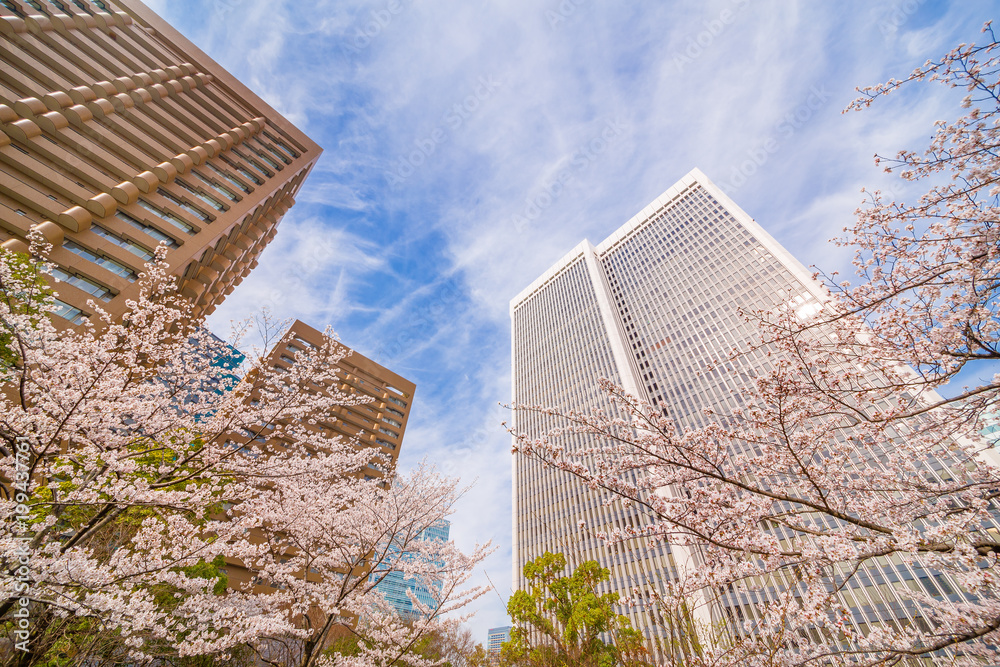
<box><xmin>373</xmin><ymin>519</ymin><xmax>450</xmax><ymax>620</ymax></box>
<box><xmin>509</xmin><ymin>168</ymin><xmax>989</xmax><ymax>661</ymax></box>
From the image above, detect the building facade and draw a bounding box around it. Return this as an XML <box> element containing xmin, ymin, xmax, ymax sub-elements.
<box><xmin>224</xmin><ymin>319</ymin><xmax>417</xmax><ymax>593</ymax></box>
<box><xmin>486</xmin><ymin>626</ymin><xmax>511</xmax><ymax>666</ymax></box>
<box><xmin>0</xmin><ymin>0</ymin><xmax>321</xmax><ymax>324</ymax></box>
<box><xmin>510</xmin><ymin>168</ymin><xmax>986</xmax><ymax>660</ymax></box>
<box><xmin>372</xmin><ymin>519</ymin><xmax>450</xmax><ymax>619</ymax></box>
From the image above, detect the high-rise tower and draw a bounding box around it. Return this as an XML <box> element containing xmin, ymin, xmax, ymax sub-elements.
<box><xmin>223</xmin><ymin>319</ymin><xmax>417</xmax><ymax>594</ymax></box>
<box><xmin>509</xmin><ymin>168</ymin><xmax>968</xmax><ymax>658</ymax></box>
<box><xmin>0</xmin><ymin>0</ymin><xmax>321</xmax><ymax>324</ymax></box>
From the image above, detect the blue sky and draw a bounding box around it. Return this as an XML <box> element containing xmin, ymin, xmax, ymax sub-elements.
<box><xmin>146</xmin><ymin>0</ymin><xmax>995</xmax><ymax>643</ymax></box>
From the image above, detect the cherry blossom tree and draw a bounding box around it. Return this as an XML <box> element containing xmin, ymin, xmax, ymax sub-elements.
<box><xmin>0</xmin><ymin>244</ymin><xmax>490</xmax><ymax>667</ymax></box>
<box><xmin>509</xmin><ymin>25</ymin><xmax>1000</xmax><ymax>666</ymax></box>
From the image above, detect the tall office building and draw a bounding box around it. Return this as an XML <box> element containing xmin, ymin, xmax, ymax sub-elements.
<box><xmin>510</xmin><ymin>168</ymin><xmax>982</xmax><ymax>659</ymax></box>
<box><xmin>223</xmin><ymin>319</ymin><xmax>417</xmax><ymax>593</ymax></box>
<box><xmin>486</xmin><ymin>626</ymin><xmax>511</xmax><ymax>666</ymax></box>
<box><xmin>0</xmin><ymin>0</ymin><xmax>320</xmax><ymax>324</ymax></box>
<box><xmin>372</xmin><ymin>519</ymin><xmax>451</xmax><ymax>619</ymax></box>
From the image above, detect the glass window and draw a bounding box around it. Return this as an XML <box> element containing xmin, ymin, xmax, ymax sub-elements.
<box><xmin>137</xmin><ymin>200</ymin><xmax>196</xmax><ymax>235</ymax></box>
<box><xmin>114</xmin><ymin>211</ymin><xmax>178</xmax><ymax>248</ymax></box>
<box><xmin>262</xmin><ymin>130</ymin><xmax>300</xmax><ymax>159</ymax></box>
<box><xmin>64</xmin><ymin>241</ymin><xmax>138</xmax><ymax>282</ymax></box>
<box><xmin>206</xmin><ymin>161</ymin><xmax>253</xmax><ymax>192</ymax></box>
<box><xmin>220</xmin><ymin>155</ymin><xmax>263</xmax><ymax>185</ymax></box>
<box><xmin>175</xmin><ymin>178</ymin><xmax>226</xmax><ymax>211</ymax></box>
<box><xmin>191</xmin><ymin>170</ymin><xmax>238</xmax><ymax>201</ymax></box>
<box><xmin>231</xmin><ymin>148</ymin><xmax>271</xmax><ymax>179</ymax></box>
<box><xmin>51</xmin><ymin>267</ymin><xmax>114</xmax><ymax>301</ymax></box>
<box><xmin>158</xmin><ymin>189</ymin><xmax>210</xmax><ymax>222</ymax></box>
<box><xmin>92</xmin><ymin>224</ymin><xmax>154</xmax><ymax>261</ymax></box>
<box><xmin>51</xmin><ymin>299</ymin><xmax>86</xmax><ymax>324</ymax></box>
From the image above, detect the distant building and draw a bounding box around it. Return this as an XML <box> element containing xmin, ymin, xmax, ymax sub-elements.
<box><xmin>486</xmin><ymin>626</ymin><xmax>510</xmax><ymax>665</ymax></box>
<box><xmin>0</xmin><ymin>0</ymin><xmax>321</xmax><ymax>325</ymax></box>
<box><xmin>224</xmin><ymin>320</ymin><xmax>416</xmax><ymax>592</ymax></box>
<box><xmin>182</xmin><ymin>331</ymin><xmax>244</xmax><ymax>411</ymax></box>
<box><xmin>372</xmin><ymin>519</ymin><xmax>450</xmax><ymax>619</ymax></box>
<box><xmin>982</xmin><ymin>412</ymin><xmax>1000</xmax><ymax>448</ymax></box>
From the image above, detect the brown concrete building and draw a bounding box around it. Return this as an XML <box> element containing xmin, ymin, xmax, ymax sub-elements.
<box><xmin>265</xmin><ymin>320</ymin><xmax>415</xmax><ymax>473</ymax></box>
<box><xmin>224</xmin><ymin>319</ymin><xmax>417</xmax><ymax>594</ymax></box>
<box><xmin>0</xmin><ymin>0</ymin><xmax>321</xmax><ymax>323</ymax></box>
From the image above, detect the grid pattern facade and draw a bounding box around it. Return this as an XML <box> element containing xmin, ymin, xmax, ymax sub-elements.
<box><xmin>0</xmin><ymin>0</ymin><xmax>321</xmax><ymax>324</ymax></box>
<box><xmin>486</xmin><ymin>625</ymin><xmax>510</xmax><ymax>665</ymax></box>
<box><xmin>510</xmin><ymin>247</ymin><xmax>682</xmax><ymax>649</ymax></box>
<box><xmin>265</xmin><ymin>320</ymin><xmax>414</xmax><ymax>471</ymax></box>
<box><xmin>510</xmin><ymin>168</ymin><xmax>989</xmax><ymax>660</ymax></box>
<box><xmin>372</xmin><ymin>520</ymin><xmax>450</xmax><ymax>619</ymax></box>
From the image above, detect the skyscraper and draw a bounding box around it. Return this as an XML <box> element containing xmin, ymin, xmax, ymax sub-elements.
<box><xmin>0</xmin><ymin>0</ymin><xmax>320</xmax><ymax>324</ymax></box>
<box><xmin>372</xmin><ymin>519</ymin><xmax>451</xmax><ymax>619</ymax></box>
<box><xmin>486</xmin><ymin>626</ymin><xmax>511</xmax><ymax>666</ymax></box>
<box><xmin>509</xmin><ymin>168</ymin><xmax>971</xmax><ymax>658</ymax></box>
<box><xmin>224</xmin><ymin>319</ymin><xmax>417</xmax><ymax>593</ymax></box>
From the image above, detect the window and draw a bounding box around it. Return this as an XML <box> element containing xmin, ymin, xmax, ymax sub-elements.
<box><xmin>158</xmin><ymin>189</ymin><xmax>210</xmax><ymax>222</ymax></box>
<box><xmin>51</xmin><ymin>267</ymin><xmax>113</xmax><ymax>301</ymax></box>
<box><xmin>386</xmin><ymin>395</ymin><xmax>407</xmax><ymax>408</ymax></box>
<box><xmin>385</xmin><ymin>406</ymin><xmax>404</xmax><ymax>418</ymax></box>
<box><xmin>191</xmin><ymin>170</ymin><xmax>238</xmax><ymax>201</ymax></box>
<box><xmin>378</xmin><ymin>427</ymin><xmax>397</xmax><ymax>438</ymax></box>
<box><xmin>206</xmin><ymin>162</ymin><xmax>253</xmax><ymax>192</ymax></box>
<box><xmin>64</xmin><ymin>242</ymin><xmax>137</xmax><ymax>281</ymax></box>
<box><xmin>51</xmin><ymin>299</ymin><xmax>86</xmax><ymax>324</ymax></box>
<box><xmin>137</xmin><ymin>200</ymin><xmax>196</xmax><ymax>234</ymax></box>
<box><xmin>376</xmin><ymin>438</ymin><xmax>396</xmax><ymax>450</ymax></box>
<box><xmin>114</xmin><ymin>211</ymin><xmax>178</xmax><ymax>248</ymax></box>
<box><xmin>1</xmin><ymin>1</ymin><xmax>26</xmax><ymax>16</ymax></box>
<box><xmin>382</xmin><ymin>417</ymin><xmax>402</xmax><ymax>428</ymax></box>
<box><xmin>247</xmin><ymin>139</ymin><xmax>286</xmax><ymax>168</ymax></box>
<box><xmin>176</xmin><ymin>178</ymin><xmax>226</xmax><ymax>211</ymax></box>
<box><xmin>231</xmin><ymin>148</ymin><xmax>271</xmax><ymax>179</ymax></box>
<box><xmin>92</xmin><ymin>224</ymin><xmax>153</xmax><ymax>261</ymax></box>
<box><xmin>258</xmin><ymin>137</ymin><xmax>293</xmax><ymax>165</ymax></box>
<box><xmin>262</xmin><ymin>130</ymin><xmax>300</xmax><ymax>158</ymax></box>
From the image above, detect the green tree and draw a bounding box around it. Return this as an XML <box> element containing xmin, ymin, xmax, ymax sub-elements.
<box><xmin>0</xmin><ymin>247</ymin><xmax>51</xmax><ymax>380</ymax></box>
<box><xmin>500</xmin><ymin>552</ymin><xmax>649</xmax><ymax>667</ymax></box>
